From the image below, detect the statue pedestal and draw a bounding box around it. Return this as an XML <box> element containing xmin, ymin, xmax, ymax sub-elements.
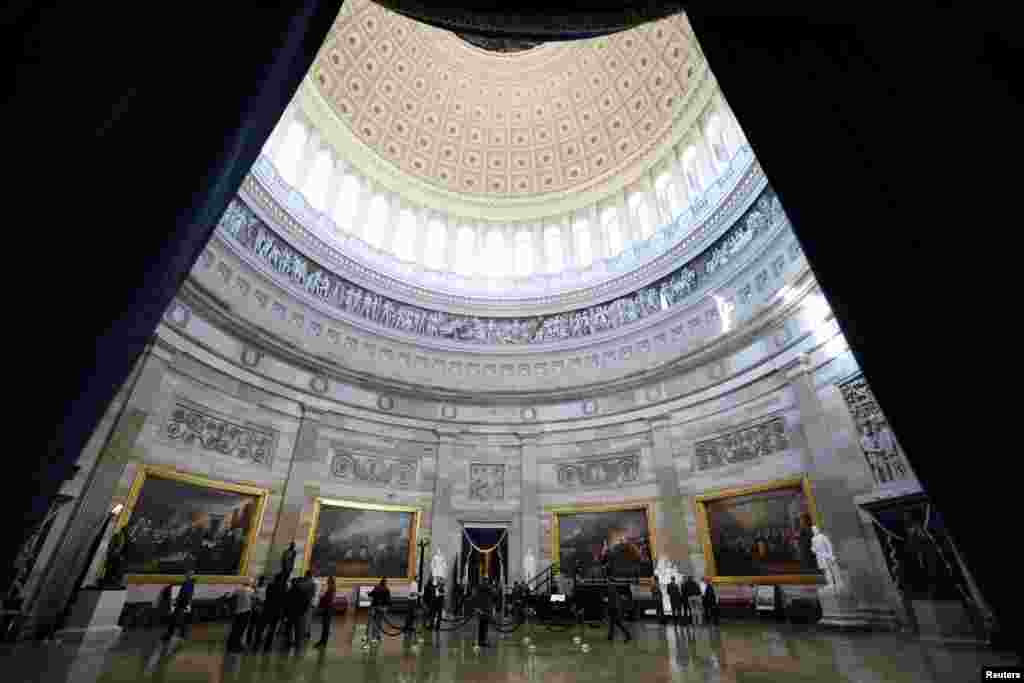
<box><xmin>911</xmin><ymin>600</ymin><xmax>984</xmax><ymax>644</ymax></box>
<box><xmin>817</xmin><ymin>587</ymin><xmax>898</xmax><ymax>631</ymax></box>
<box><xmin>55</xmin><ymin>588</ymin><xmax>126</xmax><ymax>648</ymax></box>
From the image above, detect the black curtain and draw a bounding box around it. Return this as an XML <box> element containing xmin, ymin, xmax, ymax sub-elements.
<box><xmin>685</xmin><ymin>7</ymin><xmax>1020</xmax><ymax>651</ymax></box>
<box><xmin>3</xmin><ymin>1</ymin><xmax>343</xmax><ymax>595</ymax></box>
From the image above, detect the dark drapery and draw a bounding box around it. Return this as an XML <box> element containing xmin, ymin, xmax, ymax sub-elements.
<box><xmin>461</xmin><ymin>527</ymin><xmax>508</xmax><ymax>588</ymax></box>
<box><xmin>3</xmin><ymin>1</ymin><xmax>343</xmax><ymax>595</ymax></box>
<box><xmin>684</xmin><ymin>8</ymin><xmax>1020</xmax><ymax>650</ymax></box>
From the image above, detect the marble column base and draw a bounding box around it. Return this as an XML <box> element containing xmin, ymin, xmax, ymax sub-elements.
<box><xmin>817</xmin><ymin>587</ymin><xmax>899</xmax><ymax>631</ymax></box>
<box><xmin>911</xmin><ymin>600</ymin><xmax>985</xmax><ymax>645</ymax></box>
<box><xmin>55</xmin><ymin>589</ymin><xmax>126</xmax><ymax>648</ymax></box>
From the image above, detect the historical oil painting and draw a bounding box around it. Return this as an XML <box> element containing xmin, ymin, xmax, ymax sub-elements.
<box><xmin>117</xmin><ymin>466</ymin><xmax>268</xmax><ymax>581</ymax></box>
<box><xmin>552</xmin><ymin>503</ymin><xmax>655</xmax><ymax>579</ymax></box>
<box><xmin>307</xmin><ymin>499</ymin><xmax>420</xmax><ymax>582</ymax></box>
<box><xmin>696</xmin><ymin>477</ymin><xmax>822</xmax><ymax>584</ymax></box>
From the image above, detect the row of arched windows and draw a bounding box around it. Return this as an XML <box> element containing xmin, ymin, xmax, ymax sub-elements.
<box><xmin>265</xmin><ymin>106</ymin><xmax>744</xmax><ymax>278</ymax></box>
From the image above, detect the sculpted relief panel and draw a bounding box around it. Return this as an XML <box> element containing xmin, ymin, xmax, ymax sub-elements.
<box><xmin>164</xmin><ymin>400</ymin><xmax>278</xmax><ymax>467</ymax></box>
<box><xmin>330</xmin><ymin>449</ymin><xmax>418</xmax><ymax>489</ymax></box>
<box><xmin>468</xmin><ymin>464</ymin><xmax>505</xmax><ymax>501</ymax></box>
<box><xmin>693</xmin><ymin>417</ymin><xmax>789</xmax><ymax>471</ymax></box>
<box><xmin>556</xmin><ymin>453</ymin><xmax>640</xmax><ymax>488</ymax></box>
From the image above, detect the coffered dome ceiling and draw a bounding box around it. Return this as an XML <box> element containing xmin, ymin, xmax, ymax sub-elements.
<box><xmin>305</xmin><ymin>0</ymin><xmax>708</xmax><ymax>218</ymax></box>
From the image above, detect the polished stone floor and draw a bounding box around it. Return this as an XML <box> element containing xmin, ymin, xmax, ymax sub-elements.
<box><xmin>2</xmin><ymin>613</ymin><xmax>1019</xmax><ymax>683</ymax></box>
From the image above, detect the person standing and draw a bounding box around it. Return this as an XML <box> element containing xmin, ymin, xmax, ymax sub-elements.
<box><xmin>702</xmin><ymin>578</ymin><xmax>719</xmax><ymax>625</ymax></box>
<box><xmin>288</xmin><ymin>571</ymin><xmax>316</xmax><ymax>648</ymax></box>
<box><xmin>314</xmin><ymin>576</ymin><xmax>336</xmax><ymax>648</ymax></box>
<box><xmin>433</xmin><ymin>579</ymin><xmax>445</xmax><ymax>630</ymax></box>
<box><xmin>684</xmin><ymin>575</ymin><xmax>702</xmax><ymax>625</ymax></box>
<box><xmin>423</xmin><ymin>578</ymin><xmax>437</xmax><ymax>631</ymax></box>
<box><xmin>227</xmin><ymin>578</ymin><xmax>255</xmax><ymax>652</ymax></box>
<box><xmin>367</xmin><ymin>578</ymin><xmax>390</xmax><ymax>644</ymax></box>
<box><xmin>162</xmin><ymin>570</ymin><xmax>196</xmax><ymax>641</ymax></box>
<box><xmin>651</xmin><ymin>576</ymin><xmax>665</xmax><ymax>625</ymax></box>
<box><xmin>605</xmin><ymin>580</ymin><xmax>631</xmax><ymax>641</ymax></box>
<box><xmin>244</xmin><ymin>576</ymin><xmax>267</xmax><ymax>648</ymax></box>
<box><xmin>475</xmin><ymin>578</ymin><xmax>495</xmax><ymax>647</ymax></box>
<box><xmin>667</xmin><ymin>576</ymin><xmax>683</xmax><ymax>626</ymax></box>
<box><xmin>260</xmin><ymin>573</ymin><xmax>288</xmax><ymax>652</ymax></box>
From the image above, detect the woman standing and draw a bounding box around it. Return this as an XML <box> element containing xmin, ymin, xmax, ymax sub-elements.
<box><xmin>314</xmin><ymin>576</ymin><xmax>337</xmax><ymax>648</ymax></box>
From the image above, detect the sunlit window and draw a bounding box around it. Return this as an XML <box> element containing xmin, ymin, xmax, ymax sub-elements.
<box><xmin>394</xmin><ymin>209</ymin><xmax>417</xmax><ymax>261</ymax></box>
<box><xmin>305</xmin><ymin>150</ymin><xmax>333</xmax><ymax>211</ymax></box>
<box><xmin>484</xmin><ymin>229</ymin><xmax>506</xmax><ymax>277</ymax></box>
<box><xmin>332</xmin><ymin>174</ymin><xmax>361</xmax><ymax>233</ymax></box>
<box><xmin>706</xmin><ymin>115</ymin><xmax>730</xmax><ymax>169</ymax></box>
<box><xmin>275</xmin><ymin>121</ymin><xmax>308</xmax><ymax>186</ymax></box>
<box><xmin>629</xmin><ymin>192</ymin><xmax>655</xmax><ymax>240</ymax></box>
<box><xmin>424</xmin><ymin>219</ymin><xmax>446</xmax><ymax>270</ymax></box>
<box><xmin>515</xmin><ymin>230</ymin><xmax>533</xmax><ymax>276</ymax></box>
<box><xmin>655</xmin><ymin>169</ymin><xmax>683</xmax><ymax>219</ymax></box>
<box><xmin>544</xmin><ymin>226</ymin><xmax>563</xmax><ymax>273</ymax></box>
<box><xmin>602</xmin><ymin>206</ymin><xmax>622</xmax><ymax>257</ymax></box>
<box><xmin>454</xmin><ymin>226</ymin><xmax>476</xmax><ymax>275</ymax></box>
<box><xmin>682</xmin><ymin>146</ymin><xmax>702</xmax><ymax>196</ymax></box>
<box><xmin>365</xmin><ymin>195</ymin><xmax>390</xmax><ymax>249</ymax></box>
<box><xmin>573</xmin><ymin>220</ymin><xmax>593</xmax><ymax>267</ymax></box>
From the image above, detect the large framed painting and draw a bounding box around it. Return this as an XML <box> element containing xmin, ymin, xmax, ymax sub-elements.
<box><xmin>115</xmin><ymin>465</ymin><xmax>269</xmax><ymax>583</ymax></box>
<box><xmin>550</xmin><ymin>501</ymin><xmax>656</xmax><ymax>579</ymax></box>
<box><xmin>305</xmin><ymin>498</ymin><xmax>420</xmax><ymax>584</ymax></box>
<box><xmin>695</xmin><ymin>476</ymin><xmax>823</xmax><ymax>585</ymax></box>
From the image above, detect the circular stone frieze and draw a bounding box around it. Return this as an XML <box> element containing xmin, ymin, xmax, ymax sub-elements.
<box><xmin>441</xmin><ymin>404</ymin><xmax>458</xmax><ymax>419</ymax></box>
<box><xmin>377</xmin><ymin>395</ymin><xmax>395</xmax><ymax>410</ymax></box>
<box><xmin>581</xmin><ymin>399</ymin><xmax>598</xmax><ymax>416</ymax></box>
<box><xmin>520</xmin><ymin>407</ymin><xmax>537</xmax><ymax>421</ymax></box>
<box><xmin>310</xmin><ymin>375</ymin><xmax>329</xmax><ymax>394</ymax></box>
<box><xmin>241</xmin><ymin>347</ymin><xmax>263</xmax><ymax>368</ymax></box>
<box><xmin>164</xmin><ymin>302</ymin><xmax>191</xmax><ymax>328</ymax></box>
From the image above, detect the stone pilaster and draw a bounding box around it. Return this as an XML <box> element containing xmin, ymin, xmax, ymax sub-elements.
<box><xmin>267</xmin><ymin>406</ymin><xmax>326</xmax><ymax>578</ymax></box>
<box><xmin>431</xmin><ymin>427</ymin><xmax>460</xmax><ymax>604</ymax></box>
<box><xmin>517</xmin><ymin>432</ymin><xmax>541</xmax><ymax>581</ymax></box>
<box><xmin>24</xmin><ymin>342</ymin><xmax>167</xmax><ymax>638</ymax></box>
<box><xmin>648</xmin><ymin>417</ymin><xmax>692</xmax><ymax>573</ymax></box>
<box><xmin>788</xmin><ymin>355</ymin><xmax>898</xmax><ymax>629</ymax></box>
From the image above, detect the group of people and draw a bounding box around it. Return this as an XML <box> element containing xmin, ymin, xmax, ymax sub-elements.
<box><xmin>158</xmin><ymin>567</ymin><xmax>339</xmax><ymax>652</ymax></box>
<box><xmin>651</xmin><ymin>574</ymin><xmax>719</xmax><ymax>627</ymax></box>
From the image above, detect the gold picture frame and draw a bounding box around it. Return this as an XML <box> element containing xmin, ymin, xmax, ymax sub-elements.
<box><xmin>548</xmin><ymin>500</ymin><xmax>657</xmax><ymax>580</ymax></box>
<box><xmin>115</xmin><ymin>465</ymin><xmax>269</xmax><ymax>585</ymax></box>
<box><xmin>694</xmin><ymin>476</ymin><xmax>823</xmax><ymax>585</ymax></box>
<box><xmin>305</xmin><ymin>497</ymin><xmax>421</xmax><ymax>585</ymax></box>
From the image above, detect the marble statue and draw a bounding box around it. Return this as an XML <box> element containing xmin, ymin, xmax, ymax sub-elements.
<box><xmin>431</xmin><ymin>549</ymin><xmax>447</xmax><ymax>581</ymax></box>
<box><xmin>811</xmin><ymin>526</ymin><xmax>844</xmax><ymax>590</ymax></box>
<box><xmin>523</xmin><ymin>547</ymin><xmax>536</xmax><ymax>582</ymax></box>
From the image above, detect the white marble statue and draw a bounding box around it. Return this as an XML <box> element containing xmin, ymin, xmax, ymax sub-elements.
<box><xmin>811</xmin><ymin>526</ymin><xmax>844</xmax><ymax>591</ymax></box>
<box><xmin>431</xmin><ymin>548</ymin><xmax>447</xmax><ymax>582</ymax></box>
<box><xmin>523</xmin><ymin>547</ymin><xmax>536</xmax><ymax>582</ymax></box>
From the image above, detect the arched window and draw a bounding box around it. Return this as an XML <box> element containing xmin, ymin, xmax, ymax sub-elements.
<box><xmin>515</xmin><ymin>230</ymin><xmax>533</xmax><ymax>276</ymax></box>
<box><xmin>454</xmin><ymin>226</ymin><xmax>476</xmax><ymax>275</ymax></box>
<box><xmin>544</xmin><ymin>226</ymin><xmax>563</xmax><ymax>273</ymax></box>
<box><xmin>682</xmin><ymin>146</ymin><xmax>702</xmax><ymax>196</ymax></box>
<box><xmin>305</xmin><ymin>150</ymin><xmax>333</xmax><ymax>211</ymax></box>
<box><xmin>424</xmin><ymin>218</ymin><xmax>446</xmax><ymax>270</ymax></box>
<box><xmin>602</xmin><ymin>205</ymin><xmax>622</xmax><ymax>257</ymax></box>
<box><xmin>705</xmin><ymin>115</ymin><xmax>729</xmax><ymax>168</ymax></box>
<box><xmin>484</xmin><ymin>228</ymin><xmax>506</xmax><ymax>277</ymax></box>
<box><xmin>332</xmin><ymin>174</ymin><xmax>361</xmax><ymax>233</ymax></box>
<box><xmin>393</xmin><ymin>209</ymin><xmax>417</xmax><ymax>261</ymax></box>
<box><xmin>573</xmin><ymin>219</ymin><xmax>593</xmax><ymax>267</ymax></box>
<box><xmin>275</xmin><ymin>121</ymin><xmax>308</xmax><ymax>187</ymax></box>
<box><xmin>365</xmin><ymin>195</ymin><xmax>390</xmax><ymax>249</ymax></box>
<box><xmin>655</xmin><ymin>169</ymin><xmax>683</xmax><ymax>219</ymax></box>
<box><xmin>629</xmin><ymin>191</ymin><xmax>654</xmax><ymax>240</ymax></box>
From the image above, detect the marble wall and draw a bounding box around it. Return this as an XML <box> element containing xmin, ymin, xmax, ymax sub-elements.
<box><xmin>18</xmin><ymin>268</ymin><xmax>909</xmax><ymax>637</ymax></box>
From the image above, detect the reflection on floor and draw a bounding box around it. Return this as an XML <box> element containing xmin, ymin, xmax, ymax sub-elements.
<box><xmin>2</xmin><ymin>612</ymin><xmax>1019</xmax><ymax>683</ymax></box>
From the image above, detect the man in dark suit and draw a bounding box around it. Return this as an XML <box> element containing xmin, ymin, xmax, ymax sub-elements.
<box><xmin>260</xmin><ymin>573</ymin><xmax>289</xmax><ymax>652</ymax></box>
<box><xmin>475</xmin><ymin>578</ymin><xmax>496</xmax><ymax>647</ymax></box>
<box><xmin>667</xmin><ymin>576</ymin><xmax>683</xmax><ymax>626</ymax></box>
<box><xmin>605</xmin><ymin>579</ymin><xmax>631</xmax><ymax>641</ymax></box>
<box><xmin>161</xmin><ymin>570</ymin><xmax>196</xmax><ymax>640</ymax></box>
<box><xmin>288</xmin><ymin>571</ymin><xmax>316</xmax><ymax>647</ymax></box>
<box><xmin>423</xmin><ymin>577</ymin><xmax>437</xmax><ymax>630</ymax></box>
